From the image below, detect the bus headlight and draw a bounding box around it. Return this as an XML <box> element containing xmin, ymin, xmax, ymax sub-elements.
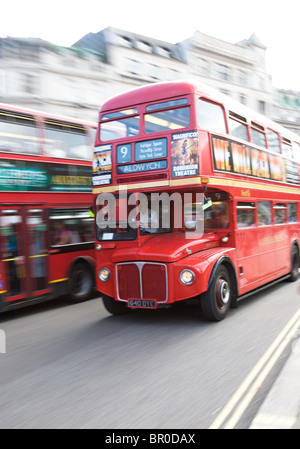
<box><xmin>98</xmin><ymin>267</ymin><xmax>111</xmax><ymax>282</ymax></box>
<box><xmin>180</xmin><ymin>269</ymin><xmax>195</xmax><ymax>285</ymax></box>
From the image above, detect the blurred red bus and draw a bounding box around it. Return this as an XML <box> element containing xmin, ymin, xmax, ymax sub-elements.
<box><xmin>93</xmin><ymin>80</ymin><xmax>300</xmax><ymax>321</ymax></box>
<box><xmin>0</xmin><ymin>103</ymin><xmax>96</xmax><ymax>312</ymax></box>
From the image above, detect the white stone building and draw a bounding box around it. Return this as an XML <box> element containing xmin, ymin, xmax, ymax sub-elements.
<box><xmin>0</xmin><ymin>37</ymin><xmax>109</xmax><ymax>122</ymax></box>
<box><xmin>178</xmin><ymin>31</ymin><xmax>273</xmax><ymax>115</ymax></box>
<box><xmin>0</xmin><ymin>28</ymin><xmax>299</xmax><ymax>134</ymax></box>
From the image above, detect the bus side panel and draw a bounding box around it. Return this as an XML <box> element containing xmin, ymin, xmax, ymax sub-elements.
<box><xmin>49</xmin><ymin>249</ymin><xmax>95</xmax><ymax>291</ymax></box>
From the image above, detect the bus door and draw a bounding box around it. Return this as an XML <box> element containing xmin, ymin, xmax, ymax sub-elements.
<box><xmin>26</xmin><ymin>208</ymin><xmax>49</xmax><ymax>295</ymax></box>
<box><xmin>0</xmin><ymin>207</ymin><xmax>49</xmax><ymax>304</ymax></box>
<box><xmin>0</xmin><ymin>208</ymin><xmax>27</xmax><ymax>301</ymax></box>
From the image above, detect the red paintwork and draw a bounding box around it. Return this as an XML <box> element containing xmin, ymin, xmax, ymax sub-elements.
<box><xmin>0</xmin><ymin>103</ymin><xmax>96</xmax><ymax>311</ymax></box>
<box><xmin>94</xmin><ymin>81</ymin><xmax>300</xmax><ymax>309</ymax></box>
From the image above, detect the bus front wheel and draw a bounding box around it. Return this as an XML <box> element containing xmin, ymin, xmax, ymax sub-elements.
<box><xmin>102</xmin><ymin>295</ymin><xmax>129</xmax><ymax>315</ymax></box>
<box><xmin>200</xmin><ymin>265</ymin><xmax>231</xmax><ymax>321</ymax></box>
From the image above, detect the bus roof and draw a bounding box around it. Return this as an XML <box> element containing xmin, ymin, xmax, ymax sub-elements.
<box><xmin>100</xmin><ymin>80</ymin><xmax>300</xmax><ymax>142</ymax></box>
<box><xmin>0</xmin><ymin>102</ymin><xmax>96</xmax><ymax>128</ymax></box>
<box><xmin>101</xmin><ymin>80</ymin><xmax>197</xmax><ymax>112</ymax></box>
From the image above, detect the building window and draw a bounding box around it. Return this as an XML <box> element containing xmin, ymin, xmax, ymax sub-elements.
<box><xmin>127</xmin><ymin>59</ymin><xmax>142</xmax><ymax>75</ymax></box>
<box><xmin>216</xmin><ymin>64</ymin><xmax>231</xmax><ymax>81</ymax></box>
<box><xmin>0</xmin><ymin>70</ymin><xmax>6</xmax><ymax>95</ymax></box>
<box><xmin>23</xmin><ymin>74</ymin><xmax>37</xmax><ymax>95</ymax></box>
<box><xmin>237</xmin><ymin>70</ymin><xmax>247</xmax><ymax>86</ymax></box>
<box><xmin>120</xmin><ymin>36</ymin><xmax>132</xmax><ymax>48</ymax></box>
<box><xmin>239</xmin><ymin>95</ymin><xmax>247</xmax><ymax>105</ymax></box>
<box><xmin>149</xmin><ymin>64</ymin><xmax>160</xmax><ymax>79</ymax></box>
<box><xmin>198</xmin><ymin>58</ymin><xmax>209</xmax><ymax>76</ymax></box>
<box><xmin>258</xmin><ymin>100</ymin><xmax>266</xmax><ymax>115</ymax></box>
<box><xmin>156</xmin><ymin>47</ymin><xmax>171</xmax><ymax>58</ymax></box>
<box><xmin>136</xmin><ymin>41</ymin><xmax>152</xmax><ymax>53</ymax></box>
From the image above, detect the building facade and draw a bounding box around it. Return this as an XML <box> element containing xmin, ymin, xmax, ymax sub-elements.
<box><xmin>0</xmin><ymin>29</ymin><xmax>299</xmax><ymax>134</ymax></box>
<box><xmin>0</xmin><ymin>37</ymin><xmax>109</xmax><ymax>121</ymax></box>
<box><xmin>178</xmin><ymin>31</ymin><xmax>273</xmax><ymax>116</ymax></box>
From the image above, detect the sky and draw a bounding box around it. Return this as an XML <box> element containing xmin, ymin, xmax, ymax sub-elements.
<box><xmin>1</xmin><ymin>0</ymin><xmax>300</xmax><ymax>91</ymax></box>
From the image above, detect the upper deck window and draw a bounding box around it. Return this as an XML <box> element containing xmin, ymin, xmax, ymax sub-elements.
<box><xmin>228</xmin><ymin>111</ymin><xmax>248</xmax><ymax>141</ymax></box>
<box><xmin>292</xmin><ymin>142</ymin><xmax>300</xmax><ymax>162</ymax></box>
<box><xmin>197</xmin><ymin>99</ymin><xmax>226</xmax><ymax>134</ymax></box>
<box><xmin>251</xmin><ymin>122</ymin><xmax>266</xmax><ymax>148</ymax></box>
<box><xmin>144</xmin><ymin>100</ymin><xmax>190</xmax><ymax>134</ymax></box>
<box><xmin>282</xmin><ymin>138</ymin><xmax>293</xmax><ymax>159</ymax></box>
<box><xmin>0</xmin><ymin>110</ymin><xmax>40</xmax><ymax>155</ymax></box>
<box><xmin>100</xmin><ymin>108</ymin><xmax>140</xmax><ymax>141</ymax></box>
<box><xmin>146</xmin><ymin>99</ymin><xmax>188</xmax><ymax>112</ymax></box>
<box><xmin>266</xmin><ymin>129</ymin><xmax>280</xmax><ymax>153</ymax></box>
<box><xmin>44</xmin><ymin>120</ymin><xmax>91</xmax><ymax>160</ymax></box>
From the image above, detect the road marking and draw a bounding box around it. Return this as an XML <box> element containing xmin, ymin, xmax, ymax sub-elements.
<box><xmin>209</xmin><ymin>307</ymin><xmax>300</xmax><ymax>429</ymax></box>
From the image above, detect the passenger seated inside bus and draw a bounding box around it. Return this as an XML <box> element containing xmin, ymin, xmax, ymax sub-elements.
<box><xmin>204</xmin><ymin>202</ymin><xmax>229</xmax><ymax>230</ymax></box>
<box><xmin>52</xmin><ymin>221</ymin><xmax>71</xmax><ymax>245</ymax></box>
<box><xmin>184</xmin><ymin>201</ymin><xmax>229</xmax><ymax>231</ymax></box>
<box><xmin>237</xmin><ymin>212</ymin><xmax>254</xmax><ymax>228</ymax></box>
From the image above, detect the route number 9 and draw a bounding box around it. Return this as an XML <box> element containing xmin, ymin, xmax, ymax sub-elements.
<box><xmin>117</xmin><ymin>144</ymin><xmax>131</xmax><ymax>163</ymax></box>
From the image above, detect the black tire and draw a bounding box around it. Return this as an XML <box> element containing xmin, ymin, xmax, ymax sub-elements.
<box><xmin>102</xmin><ymin>294</ymin><xmax>129</xmax><ymax>315</ymax></box>
<box><xmin>289</xmin><ymin>245</ymin><xmax>299</xmax><ymax>282</ymax></box>
<box><xmin>68</xmin><ymin>262</ymin><xmax>94</xmax><ymax>302</ymax></box>
<box><xmin>200</xmin><ymin>265</ymin><xmax>231</xmax><ymax>321</ymax></box>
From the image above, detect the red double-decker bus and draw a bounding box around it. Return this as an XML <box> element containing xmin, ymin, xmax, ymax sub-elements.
<box><xmin>0</xmin><ymin>103</ymin><xmax>96</xmax><ymax>312</ymax></box>
<box><xmin>93</xmin><ymin>80</ymin><xmax>300</xmax><ymax>321</ymax></box>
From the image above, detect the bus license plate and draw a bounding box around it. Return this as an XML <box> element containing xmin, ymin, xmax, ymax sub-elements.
<box><xmin>128</xmin><ymin>299</ymin><xmax>157</xmax><ymax>309</ymax></box>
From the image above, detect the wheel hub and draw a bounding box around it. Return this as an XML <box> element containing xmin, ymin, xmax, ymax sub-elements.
<box><xmin>216</xmin><ymin>277</ymin><xmax>230</xmax><ymax>306</ymax></box>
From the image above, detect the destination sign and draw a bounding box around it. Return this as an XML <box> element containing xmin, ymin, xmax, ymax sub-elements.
<box><xmin>135</xmin><ymin>138</ymin><xmax>167</xmax><ymax>161</ymax></box>
<box><xmin>117</xmin><ymin>160</ymin><xmax>167</xmax><ymax>174</ymax></box>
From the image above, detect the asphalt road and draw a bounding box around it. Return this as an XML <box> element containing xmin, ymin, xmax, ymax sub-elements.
<box><xmin>0</xmin><ymin>280</ymin><xmax>299</xmax><ymax>429</ymax></box>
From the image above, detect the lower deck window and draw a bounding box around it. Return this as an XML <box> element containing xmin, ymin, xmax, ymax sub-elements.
<box><xmin>258</xmin><ymin>201</ymin><xmax>272</xmax><ymax>226</ymax></box>
<box><xmin>50</xmin><ymin>208</ymin><xmax>94</xmax><ymax>247</ymax></box>
<box><xmin>274</xmin><ymin>203</ymin><xmax>286</xmax><ymax>224</ymax></box>
<box><xmin>288</xmin><ymin>203</ymin><xmax>298</xmax><ymax>222</ymax></box>
<box><xmin>237</xmin><ymin>202</ymin><xmax>255</xmax><ymax>228</ymax></box>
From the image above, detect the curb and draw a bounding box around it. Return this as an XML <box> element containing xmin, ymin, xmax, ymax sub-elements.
<box><xmin>250</xmin><ymin>337</ymin><xmax>300</xmax><ymax>429</ymax></box>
